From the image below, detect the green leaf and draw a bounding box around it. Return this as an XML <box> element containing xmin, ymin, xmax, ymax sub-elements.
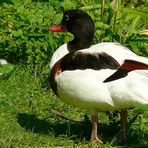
<box><xmin>125</xmin><ymin>16</ymin><xmax>141</xmax><ymax>38</ymax></box>
<box><xmin>96</xmin><ymin>22</ymin><xmax>110</xmax><ymax>29</ymax></box>
<box><xmin>124</xmin><ymin>8</ymin><xmax>148</xmax><ymax>18</ymax></box>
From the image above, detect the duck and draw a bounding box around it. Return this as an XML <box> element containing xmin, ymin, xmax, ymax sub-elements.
<box><xmin>0</xmin><ymin>59</ymin><xmax>8</xmax><ymax>65</ymax></box>
<box><xmin>48</xmin><ymin>10</ymin><xmax>148</xmax><ymax>144</ymax></box>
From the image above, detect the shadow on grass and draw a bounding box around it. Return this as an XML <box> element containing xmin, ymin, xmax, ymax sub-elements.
<box><xmin>17</xmin><ymin>113</ymin><xmax>148</xmax><ymax>147</ymax></box>
<box><xmin>17</xmin><ymin>113</ymin><xmax>90</xmax><ymax>141</ymax></box>
<box><xmin>0</xmin><ymin>66</ymin><xmax>15</xmax><ymax>80</ymax></box>
<box><xmin>17</xmin><ymin>113</ymin><xmax>118</xmax><ymax>143</ymax></box>
<box><xmin>0</xmin><ymin>64</ymin><xmax>26</xmax><ymax>81</ymax></box>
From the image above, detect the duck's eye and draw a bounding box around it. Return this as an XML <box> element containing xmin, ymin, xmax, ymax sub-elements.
<box><xmin>64</xmin><ymin>15</ymin><xmax>69</xmax><ymax>21</ymax></box>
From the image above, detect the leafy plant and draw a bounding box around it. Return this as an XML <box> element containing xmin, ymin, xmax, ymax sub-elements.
<box><xmin>0</xmin><ymin>0</ymin><xmax>147</xmax><ymax>74</ymax></box>
<box><xmin>0</xmin><ymin>0</ymin><xmax>64</xmax><ymax>73</ymax></box>
<box><xmin>81</xmin><ymin>0</ymin><xmax>148</xmax><ymax>57</ymax></box>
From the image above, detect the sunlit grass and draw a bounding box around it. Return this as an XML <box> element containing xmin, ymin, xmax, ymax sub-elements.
<box><xmin>0</xmin><ymin>65</ymin><xmax>147</xmax><ymax>147</ymax></box>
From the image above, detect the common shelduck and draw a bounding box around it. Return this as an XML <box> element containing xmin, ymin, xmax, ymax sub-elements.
<box><xmin>49</xmin><ymin>10</ymin><xmax>148</xmax><ymax>144</ymax></box>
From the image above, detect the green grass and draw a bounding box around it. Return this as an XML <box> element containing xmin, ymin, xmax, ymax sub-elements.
<box><xmin>0</xmin><ymin>64</ymin><xmax>148</xmax><ymax>147</ymax></box>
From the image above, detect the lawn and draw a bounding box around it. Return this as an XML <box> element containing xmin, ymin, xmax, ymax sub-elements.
<box><xmin>0</xmin><ymin>64</ymin><xmax>148</xmax><ymax>147</ymax></box>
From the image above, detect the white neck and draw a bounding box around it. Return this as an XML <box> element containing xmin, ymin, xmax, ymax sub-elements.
<box><xmin>50</xmin><ymin>43</ymin><xmax>69</xmax><ymax>69</ymax></box>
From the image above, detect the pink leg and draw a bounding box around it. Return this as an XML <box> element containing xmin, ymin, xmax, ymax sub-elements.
<box><xmin>118</xmin><ymin>110</ymin><xmax>128</xmax><ymax>144</ymax></box>
<box><xmin>90</xmin><ymin>113</ymin><xmax>103</xmax><ymax>144</ymax></box>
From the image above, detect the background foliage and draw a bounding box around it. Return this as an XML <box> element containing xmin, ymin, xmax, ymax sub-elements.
<box><xmin>0</xmin><ymin>0</ymin><xmax>148</xmax><ymax>73</ymax></box>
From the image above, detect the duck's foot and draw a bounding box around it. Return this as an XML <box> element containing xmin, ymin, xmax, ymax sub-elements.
<box><xmin>118</xmin><ymin>129</ymin><xmax>126</xmax><ymax>144</ymax></box>
<box><xmin>118</xmin><ymin>109</ymin><xmax>127</xmax><ymax>144</ymax></box>
<box><xmin>90</xmin><ymin>112</ymin><xmax>103</xmax><ymax>144</ymax></box>
<box><xmin>90</xmin><ymin>136</ymin><xmax>103</xmax><ymax>144</ymax></box>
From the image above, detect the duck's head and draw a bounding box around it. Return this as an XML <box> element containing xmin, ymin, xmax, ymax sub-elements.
<box><xmin>49</xmin><ymin>10</ymin><xmax>95</xmax><ymax>51</ymax></box>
